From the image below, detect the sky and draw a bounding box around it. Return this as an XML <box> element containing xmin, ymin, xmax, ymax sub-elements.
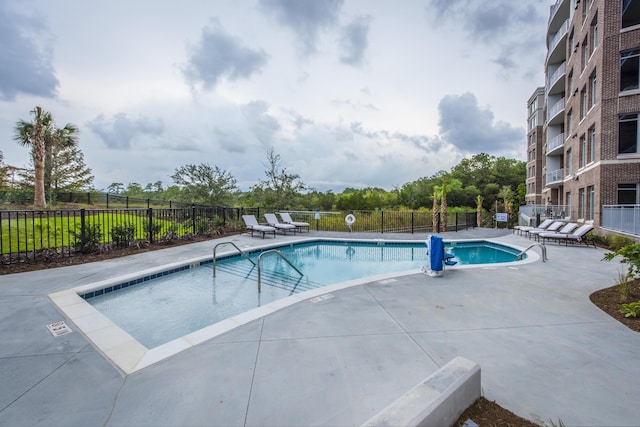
<box><xmin>0</xmin><ymin>0</ymin><xmax>550</xmax><ymax>193</ymax></box>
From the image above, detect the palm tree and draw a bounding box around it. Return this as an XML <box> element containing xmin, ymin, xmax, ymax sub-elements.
<box><xmin>432</xmin><ymin>186</ymin><xmax>441</xmax><ymax>232</ymax></box>
<box><xmin>476</xmin><ymin>195</ymin><xmax>483</xmax><ymax>228</ymax></box>
<box><xmin>14</xmin><ymin>107</ymin><xmax>51</xmax><ymax>208</ymax></box>
<box><xmin>497</xmin><ymin>185</ymin><xmax>514</xmax><ymax>222</ymax></box>
<box><xmin>437</xmin><ymin>174</ymin><xmax>462</xmax><ymax>232</ymax></box>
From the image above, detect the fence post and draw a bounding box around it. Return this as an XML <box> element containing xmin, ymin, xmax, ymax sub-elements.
<box><xmin>455</xmin><ymin>213</ymin><xmax>459</xmax><ymax>232</ymax></box>
<box><xmin>147</xmin><ymin>199</ymin><xmax>150</xmax><ymax>209</ymax></box>
<box><xmin>192</xmin><ymin>206</ymin><xmax>197</xmax><ymax>235</ymax></box>
<box><xmin>147</xmin><ymin>208</ymin><xmax>154</xmax><ymax>243</ymax></box>
<box><xmin>381</xmin><ymin>210</ymin><xmax>384</xmax><ymax>233</ymax></box>
<box><xmin>126</xmin><ymin>196</ymin><xmax>129</xmax><ymax>209</ymax></box>
<box><xmin>106</xmin><ymin>193</ymin><xmax>110</xmax><ymax>209</ymax></box>
<box><xmin>87</xmin><ymin>192</ymin><xmax>91</xmax><ymax>205</ymax></box>
<box><xmin>411</xmin><ymin>212</ymin><xmax>414</xmax><ymax>234</ymax></box>
<box><xmin>80</xmin><ymin>208</ymin><xmax>86</xmax><ymax>254</ymax></box>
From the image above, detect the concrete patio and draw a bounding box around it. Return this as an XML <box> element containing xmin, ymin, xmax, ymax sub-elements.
<box><xmin>1</xmin><ymin>228</ymin><xmax>638</xmax><ymax>426</ymax></box>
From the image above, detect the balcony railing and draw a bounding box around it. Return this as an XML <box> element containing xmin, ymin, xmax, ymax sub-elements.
<box><xmin>546</xmin><ymin>97</ymin><xmax>565</xmax><ymax>123</ymax></box>
<box><xmin>546</xmin><ymin>19</ymin><xmax>569</xmax><ymax>61</ymax></box>
<box><xmin>546</xmin><ymin>133</ymin><xmax>565</xmax><ymax>155</ymax></box>
<box><xmin>546</xmin><ymin>61</ymin><xmax>566</xmax><ymax>95</ymax></box>
<box><xmin>549</xmin><ymin>0</ymin><xmax>564</xmax><ymax>24</ymax></box>
<box><xmin>546</xmin><ymin>168</ymin><xmax>564</xmax><ymax>185</ymax></box>
<box><xmin>602</xmin><ymin>205</ymin><xmax>640</xmax><ymax>236</ymax></box>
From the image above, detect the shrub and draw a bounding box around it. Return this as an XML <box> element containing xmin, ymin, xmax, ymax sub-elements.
<box><xmin>608</xmin><ymin>235</ymin><xmax>635</xmax><ymax>251</ymax></box>
<box><xmin>142</xmin><ymin>219</ymin><xmax>163</xmax><ymax>241</ymax></box>
<box><xmin>620</xmin><ymin>301</ymin><xmax>640</xmax><ymax>318</ymax></box>
<box><xmin>602</xmin><ymin>243</ymin><xmax>640</xmax><ymax>279</ymax></box>
<box><xmin>70</xmin><ymin>224</ymin><xmax>102</xmax><ymax>254</ymax></box>
<box><xmin>616</xmin><ymin>272</ymin><xmax>631</xmax><ymax>302</ymax></box>
<box><xmin>111</xmin><ymin>223</ymin><xmax>136</xmax><ymax>248</ymax></box>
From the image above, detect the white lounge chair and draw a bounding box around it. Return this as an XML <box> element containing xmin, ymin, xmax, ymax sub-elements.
<box><xmin>279</xmin><ymin>212</ymin><xmax>310</xmax><ymax>232</ymax></box>
<box><xmin>241</xmin><ymin>215</ymin><xmax>276</xmax><ymax>239</ymax></box>
<box><xmin>526</xmin><ymin>221</ymin><xmax>565</xmax><ymax>240</ymax></box>
<box><xmin>514</xmin><ymin>218</ymin><xmax>554</xmax><ymax>236</ymax></box>
<box><xmin>540</xmin><ymin>224</ymin><xmax>595</xmax><ymax>246</ymax></box>
<box><xmin>264</xmin><ymin>213</ymin><xmax>297</xmax><ymax>234</ymax></box>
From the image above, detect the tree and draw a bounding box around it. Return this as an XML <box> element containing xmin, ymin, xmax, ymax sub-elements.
<box><xmin>255</xmin><ymin>147</ymin><xmax>306</xmax><ymax>209</ymax></box>
<box><xmin>497</xmin><ymin>185</ymin><xmax>515</xmax><ymax>219</ymax></box>
<box><xmin>47</xmin><ymin>139</ymin><xmax>93</xmax><ymax>193</ymax></box>
<box><xmin>435</xmin><ymin>174</ymin><xmax>462</xmax><ymax>231</ymax></box>
<box><xmin>14</xmin><ymin>106</ymin><xmax>50</xmax><ymax>207</ymax></box>
<box><xmin>0</xmin><ymin>151</ymin><xmax>9</xmax><ymax>189</ymax></box>
<box><xmin>171</xmin><ymin>163</ymin><xmax>238</xmax><ymax>206</ymax></box>
<box><xmin>107</xmin><ymin>183</ymin><xmax>124</xmax><ymax>194</ymax></box>
<box><xmin>476</xmin><ymin>195</ymin><xmax>484</xmax><ymax>228</ymax></box>
<box><xmin>45</xmin><ymin>122</ymin><xmax>78</xmax><ymax>202</ymax></box>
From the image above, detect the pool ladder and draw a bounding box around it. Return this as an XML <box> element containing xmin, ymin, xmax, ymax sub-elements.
<box><xmin>212</xmin><ymin>242</ymin><xmax>255</xmax><ymax>277</ymax></box>
<box><xmin>257</xmin><ymin>250</ymin><xmax>303</xmax><ymax>292</ymax></box>
<box><xmin>212</xmin><ymin>243</ymin><xmax>303</xmax><ymax>292</ymax></box>
<box><xmin>517</xmin><ymin>242</ymin><xmax>547</xmax><ymax>262</ymax></box>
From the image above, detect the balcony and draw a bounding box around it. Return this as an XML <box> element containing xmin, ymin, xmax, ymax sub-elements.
<box><xmin>546</xmin><ymin>133</ymin><xmax>565</xmax><ymax>156</ymax></box>
<box><xmin>546</xmin><ymin>97</ymin><xmax>565</xmax><ymax>126</ymax></box>
<box><xmin>546</xmin><ymin>61</ymin><xmax>566</xmax><ymax>96</ymax></box>
<box><xmin>546</xmin><ymin>168</ymin><xmax>564</xmax><ymax>187</ymax></box>
<box><xmin>546</xmin><ymin>19</ymin><xmax>569</xmax><ymax>65</ymax></box>
<box><xmin>548</xmin><ymin>0</ymin><xmax>570</xmax><ymax>34</ymax></box>
<box><xmin>602</xmin><ymin>205</ymin><xmax>640</xmax><ymax>236</ymax></box>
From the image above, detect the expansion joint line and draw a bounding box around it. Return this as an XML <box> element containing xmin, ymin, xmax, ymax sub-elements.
<box><xmin>243</xmin><ymin>317</ymin><xmax>265</xmax><ymax>426</ymax></box>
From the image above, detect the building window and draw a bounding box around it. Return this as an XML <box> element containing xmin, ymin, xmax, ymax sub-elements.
<box><xmin>622</xmin><ymin>0</ymin><xmax>640</xmax><ymax>29</ymax></box>
<box><xmin>568</xmin><ymin>69</ymin><xmax>574</xmax><ymax>95</ymax></box>
<box><xmin>618</xmin><ymin>183</ymin><xmax>639</xmax><ymax>204</ymax></box>
<box><xmin>619</xmin><ymin>114</ymin><xmax>640</xmax><ymax>154</ymax></box>
<box><xmin>567</xmin><ymin>109</ymin><xmax>573</xmax><ymax>135</ymax></box>
<box><xmin>620</xmin><ymin>49</ymin><xmax>639</xmax><ymax>92</ymax></box>
<box><xmin>580</xmin><ymin>87</ymin><xmax>587</xmax><ymax>119</ymax></box>
<box><xmin>579</xmin><ymin>188</ymin><xmax>586</xmax><ymax>219</ymax></box>
<box><xmin>587</xmin><ymin>185</ymin><xmax>595</xmax><ymax>220</ymax></box>
<box><xmin>589</xmin><ymin>125</ymin><xmax>596</xmax><ymax>162</ymax></box>
<box><xmin>591</xmin><ymin>13</ymin><xmax>598</xmax><ymax>53</ymax></box>
<box><xmin>529</xmin><ymin>114</ymin><xmax>537</xmax><ymax>131</ymax></box>
<box><xmin>566</xmin><ymin>192</ymin><xmax>572</xmax><ymax>217</ymax></box>
<box><xmin>582</xmin><ymin>36</ymin><xmax>589</xmax><ymax>70</ymax></box>
<box><xmin>579</xmin><ymin>134</ymin><xmax>587</xmax><ymax>168</ymax></box>
<box><xmin>567</xmin><ymin>148</ymin><xmax>573</xmax><ymax>175</ymax></box>
<box><xmin>568</xmin><ymin>29</ymin><xmax>575</xmax><ymax>57</ymax></box>
<box><xmin>589</xmin><ymin>70</ymin><xmax>597</xmax><ymax>108</ymax></box>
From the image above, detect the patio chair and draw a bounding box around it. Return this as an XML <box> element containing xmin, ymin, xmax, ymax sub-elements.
<box><xmin>540</xmin><ymin>224</ymin><xmax>595</xmax><ymax>246</ymax></box>
<box><xmin>279</xmin><ymin>212</ymin><xmax>310</xmax><ymax>232</ymax></box>
<box><xmin>526</xmin><ymin>221</ymin><xmax>565</xmax><ymax>240</ymax></box>
<box><xmin>241</xmin><ymin>215</ymin><xmax>276</xmax><ymax>239</ymax></box>
<box><xmin>264</xmin><ymin>213</ymin><xmax>297</xmax><ymax>234</ymax></box>
<box><xmin>514</xmin><ymin>218</ymin><xmax>554</xmax><ymax>236</ymax></box>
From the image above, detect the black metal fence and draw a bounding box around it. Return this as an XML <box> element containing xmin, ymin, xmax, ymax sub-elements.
<box><xmin>0</xmin><ymin>207</ymin><xmax>475</xmax><ymax>265</ymax></box>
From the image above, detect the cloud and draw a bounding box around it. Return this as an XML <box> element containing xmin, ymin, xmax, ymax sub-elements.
<box><xmin>182</xmin><ymin>18</ymin><xmax>268</xmax><ymax>90</ymax></box>
<box><xmin>338</xmin><ymin>15</ymin><xmax>372</xmax><ymax>66</ymax></box>
<box><xmin>259</xmin><ymin>0</ymin><xmax>344</xmax><ymax>56</ymax></box>
<box><xmin>437</xmin><ymin>92</ymin><xmax>523</xmax><ymax>155</ymax></box>
<box><xmin>240</xmin><ymin>100</ymin><xmax>281</xmax><ymax>146</ymax></box>
<box><xmin>88</xmin><ymin>113</ymin><xmax>165</xmax><ymax>149</ymax></box>
<box><xmin>425</xmin><ymin>0</ymin><xmax>545</xmax><ymax>74</ymax></box>
<box><xmin>0</xmin><ymin>2</ymin><xmax>58</xmax><ymax>100</ymax></box>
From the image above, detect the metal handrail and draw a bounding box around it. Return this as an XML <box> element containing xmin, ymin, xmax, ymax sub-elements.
<box><xmin>212</xmin><ymin>242</ymin><xmax>255</xmax><ymax>277</ymax></box>
<box><xmin>257</xmin><ymin>249</ymin><xmax>303</xmax><ymax>292</ymax></box>
<box><xmin>517</xmin><ymin>242</ymin><xmax>547</xmax><ymax>262</ymax></box>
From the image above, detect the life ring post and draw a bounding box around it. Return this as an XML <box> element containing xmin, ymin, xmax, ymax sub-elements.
<box><xmin>345</xmin><ymin>213</ymin><xmax>356</xmax><ymax>232</ymax></box>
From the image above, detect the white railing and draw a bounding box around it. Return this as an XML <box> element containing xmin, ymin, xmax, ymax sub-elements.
<box><xmin>546</xmin><ymin>97</ymin><xmax>565</xmax><ymax>122</ymax></box>
<box><xmin>546</xmin><ymin>133</ymin><xmax>565</xmax><ymax>154</ymax></box>
<box><xmin>602</xmin><ymin>205</ymin><xmax>640</xmax><ymax>236</ymax></box>
<box><xmin>547</xmin><ymin>19</ymin><xmax>569</xmax><ymax>61</ymax></box>
<box><xmin>546</xmin><ymin>168</ymin><xmax>564</xmax><ymax>185</ymax></box>
<box><xmin>546</xmin><ymin>61</ymin><xmax>566</xmax><ymax>94</ymax></box>
<box><xmin>548</xmin><ymin>0</ymin><xmax>564</xmax><ymax>25</ymax></box>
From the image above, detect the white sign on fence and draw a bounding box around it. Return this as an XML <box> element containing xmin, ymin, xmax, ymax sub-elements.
<box><xmin>496</xmin><ymin>213</ymin><xmax>508</xmax><ymax>222</ymax></box>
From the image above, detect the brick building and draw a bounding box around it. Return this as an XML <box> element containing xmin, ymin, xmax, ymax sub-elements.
<box><xmin>528</xmin><ymin>0</ymin><xmax>640</xmax><ymax>235</ymax></box>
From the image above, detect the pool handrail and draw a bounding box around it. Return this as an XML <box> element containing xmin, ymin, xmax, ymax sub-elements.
<box><xmin>257</xmin><ymin>249</ymin><xmax>304</xmax><ymax>292</ymax></box>
<box><xmin>212</xmin><ymin>242</ymin><xmax>256</xmax><ymax>277</ymax></box>
<box><xmin>517</xmin><ymin>242</ymin><xmax>547</xmax><ymax>262</ymax></box>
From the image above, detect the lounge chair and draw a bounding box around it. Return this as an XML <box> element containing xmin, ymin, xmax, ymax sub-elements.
<box><xmin>264</xmin><ymin>213</ymin><xmax>297</xmax><ymax>234</ymax></box>
<box><xmin>514</xmin><ymin>218</ymin><xmax>554</xmax><ymax>236</ymax></box>
<box><xmin>279</xmin><ymin>212</ymin><xmax>310</xmax><ymax>232</ymax></box>
<box><xmin>540</xmin><ymin>224</ymin><xmax>595</xmax><ymax>246</ymax></box>
<box><xmin>241</xmin><ymin>215</ymin><xmax>276</xmax><ymax>239</ymax></box>
<box><xmin>526</xmin><ymin>221</ymin><xmax>565</xmax><ymax>240</ymax></box>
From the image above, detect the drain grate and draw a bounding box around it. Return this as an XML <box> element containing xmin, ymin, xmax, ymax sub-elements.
<box><xmin>46</xmin><ymin>321</ymin><xmax>72</xmax><ymax>337</ymax></box>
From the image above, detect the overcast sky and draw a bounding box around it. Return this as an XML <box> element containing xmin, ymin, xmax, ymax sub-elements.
<box><xmin>0</xmin><ymin>0</ymin><xmax>549</xmax><ymax>192</ymax></box>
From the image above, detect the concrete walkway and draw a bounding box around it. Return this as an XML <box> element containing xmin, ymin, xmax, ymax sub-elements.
<box><xmin>1</xmin><ymin>228</ymin><xmax>638</xmax><ymax>426</ymax></box>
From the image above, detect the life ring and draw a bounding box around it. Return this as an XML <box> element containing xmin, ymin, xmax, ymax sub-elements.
<box><xmin>345</xmin><ymin>214</ymin><xmax>356</xmax><ymax>226</ymax></box>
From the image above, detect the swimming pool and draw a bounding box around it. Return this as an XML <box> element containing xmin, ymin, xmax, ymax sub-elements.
<box><xmin>49</xmin><ymin>238</ymin><xmax>534</xmax><ymax>374</ymax></box>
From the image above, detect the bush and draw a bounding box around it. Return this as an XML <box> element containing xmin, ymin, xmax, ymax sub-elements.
<box><xmin>70</xmin><ymin>224</ymin><xmax>102</xmax><ymax>254</ymax></box>
<box><xmin>142</xmin><ymin>219</ymin><xmax>163</xmax><ymax>241</ymax></box>
<box><xmin>602</xmin><ymin>243</ymin><xmax>640</xmax><ymax>279</ymax></box>
<box><xmin>620</xmin><ymin>301</ymin><xmax>640</xmax><ymax>318</ymax></box>
<box><xmin>111</xmin><ymin>223</ymin><xmax>136</xmax><ymax>248</ymax></box>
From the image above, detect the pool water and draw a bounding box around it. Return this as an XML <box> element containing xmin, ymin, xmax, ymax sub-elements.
<box><xmin>87</xmin><ymin>240</ymin><xmax>523</xmax><ymax>348</ymax></box>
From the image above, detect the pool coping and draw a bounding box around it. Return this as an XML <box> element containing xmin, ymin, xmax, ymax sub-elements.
<box><xmin>48</xmin><ymin>237</ymin><xmax>539</xmax><ymax>375</ymax></box>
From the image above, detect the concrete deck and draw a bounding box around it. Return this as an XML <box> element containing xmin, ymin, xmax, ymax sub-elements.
<box><xmin>1</xmin><ymin>228</ymin><xmax>638</xmax><ymax>426</ymax></box>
